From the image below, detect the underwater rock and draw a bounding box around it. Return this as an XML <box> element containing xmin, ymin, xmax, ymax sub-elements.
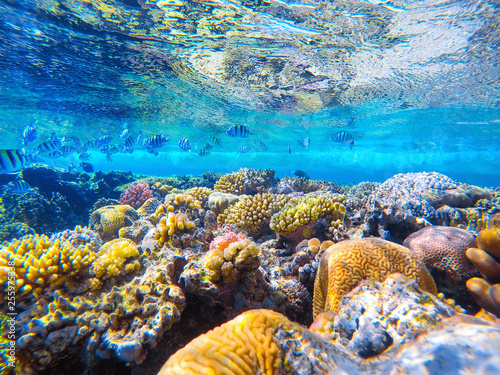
<box><xmin>207</xmin><ymin>192</ymin><xmax>246</xmax><ymax>216</ymax></box>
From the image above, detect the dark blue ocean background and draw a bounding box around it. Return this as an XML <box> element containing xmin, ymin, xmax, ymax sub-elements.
<box><xmin>1</xmin><ymin>0</ymin><xmax>499</xmax><ymax>186</ymax></box>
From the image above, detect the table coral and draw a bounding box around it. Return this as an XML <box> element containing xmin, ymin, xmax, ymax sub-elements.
<box><xmin>204</xmin><ymin>235</ymin><xmax>260</xmax><ymax>284</ymax></box>
<box><xmin>466</xmin><ymin>227</ymin><xmax>500</xmax><ymax>317</ymax></box>
<box><xmin>313</xmin><ymin>238</ymin><xmax>437</xmax><ymax>316</ymax></box>
<box><xmin>119</xmin><ymin>182</ymin><xmax>155</xmax><ymax>209</ymax></box>
<box><xmin>89</xmin><ymin>204</ymin><xmax>139</xmax><ymax>241</ymax></box>
<box><xmin>0</xmin><ymin>234</ymin><xmax>95</xmax><ymax>302</ymax></box>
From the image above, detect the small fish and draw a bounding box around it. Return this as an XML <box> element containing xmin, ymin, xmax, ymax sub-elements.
<box><xmin>8</xmin><ymin>179</ymin><xmax>31</xmax><ymax>194</ymax></box>
<box><xmin>197</xmin><ymin>149</ymin><xmax>211</xmax><ymax>157</ymax></box>
<box><xmin>18</xmin><ymin>124</ymin><xmax>38</xmax><ymax>145</ymax></box>
<box><xmin>209</xmin><ymin>135</ymin><xmax>221</xmax><ymax>147</ymax></box>
<box><xmin>60</xmin><ymin>145</ymin><xmax>77</xmax><ymax>157</ymax></box>
<box><xmin>290</xmin><ymin>170</ymin><xmax>310</xmax><ymax>179</ymax></box>
<box><xmin>37</xmin><ymin>138</ymin><xmax>61</xmax><ymax>155</ymax></box>
<box><xmin>0</xmin><ymin>149</ymin><xmax>28</xmax><ymax>173</ymax></box>
<box><xmin>80</xmin><ymin>162</ymin><xmax>94</xmax><ymax>173</ymax></box>
<box><xmin>288</xmin><ymin>146</ymin><xmax>291</xmax><ymax>154</ymax></box>
<box><xmin>331</xmin><ymin>131</ymin><xmax>354</xmax><ymax>150</ymax></box>
<box><xmin>203</xmin><ymin>143</ymin><xmax>213</xmax><ymax>151</ymax></box>
<box><xmin>143</xmin><ymin>134</ymin><xmax>169</xmax><ymax>150</ymax></box>
<box><xmin>297</xmin><ymin>137</ymin><xmax>310</xmax><ymax>149</ymax></box>
<box><xmin>178</xmin><ymin>137</ymin><xmax>191</xmax><ymax>152</ymax></box>
<box><xmin>253</xmin><ymin>139</ymin><xmax>268</xmax><ymax>151</ymax></box>
<box><xmin>79</xmin><ymin>152</ymin><xmax>91</xmax><ymax>161</ymax></box>
<box><xmin>119</xmin><ymin>129</ymin><xmax>130</xmax><ymax>140</ymax></box>
<box><xmin>227</xmin><ymin>124</ymin><xmax>250</xmax><ymax>138</ymax></box>
<box><xmin>122</xmin><ymin>135</ymin><xmax>135</xmax><ymax>150</ymax></box>
<box><xmin>99</xmin><ymin>145</ymin><xmax>119</xmax><ymax>155</ymax></box>
<box><xmin>95</xmin><ymin>135</ymin><xmax>113</xmax><ymax>146</ymax></box>
<box><xmin>238</xmin><ymin>146</ymin><xmax>249</xmax><ymax>154</ymax></box>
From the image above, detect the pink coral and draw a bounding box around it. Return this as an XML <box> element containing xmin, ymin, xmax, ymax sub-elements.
<box><xmin>210</xmin><ymin>231</ymin><xmax>247</xmax><ymax>251</ymax></box>
<box><xmin>119</xmin><ymin>182</ymin><xmax>154</xmax><ymax>209</ymax></box>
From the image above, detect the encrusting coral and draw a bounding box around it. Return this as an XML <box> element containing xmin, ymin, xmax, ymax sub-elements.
<box><xmin>313</xmin><ymin>238</ymin><xmax>437</xmax><ymax>316</ymax></box>
<box><xmin>466</xmin><ymin>227</ymin><xmax>500</xmax><ymax>317</ymax></box>
<box><xmin>91</xmin><ymin>238</ymin><xmax>141</xmax><ymax>280</ymax></box>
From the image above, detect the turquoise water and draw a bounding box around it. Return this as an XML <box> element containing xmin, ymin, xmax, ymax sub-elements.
<box><xmin>1</xmin><ymin>0</ymin><xmax>499</xmax><ymax>185</ymax></box>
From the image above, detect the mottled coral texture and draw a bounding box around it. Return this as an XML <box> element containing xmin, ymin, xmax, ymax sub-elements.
<box><xmin>119</xmin><ymin>182</ymin><xmax>154</xmax><ymax>209</ymax></box>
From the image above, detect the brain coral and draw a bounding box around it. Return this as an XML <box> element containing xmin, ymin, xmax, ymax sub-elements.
<box><xmin>313</xmin><ymin>238</ymin><xmax>437</xmax><ymax>316</ymax></box>
<box><xmin>403</xmin><ymin>226</ymin><xmax>478</xmax><ymax>280</ymax></box>
<box><xmin>158</xmin><ymin>309</ymin><xmax>296</xmax><ymax>375</ymax></box>
<box><xmin>89</xmin><ymin>204</ymin><xmax>139</xmax><ymax>241</ymax></box>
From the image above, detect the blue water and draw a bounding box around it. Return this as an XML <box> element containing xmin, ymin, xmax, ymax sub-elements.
<box><xmin>1</xmin><ymin>0</ymin><xmax>499</xmax><ymax>186</ymax></box>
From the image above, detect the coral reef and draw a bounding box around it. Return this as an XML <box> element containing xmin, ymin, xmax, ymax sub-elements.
<box><xmin>214</xmin><ymin>168</ymin><xmax>276</xmax><ymax>195</ymax></box>
<box><xmin>213</xmin><ymin>170</ymin><xmax>246</xmax><ymax>195</ymax></box>
<box><xmin>154</xmin><ymin>213</ymin><xmax>196</xmax><ymax>248</ymax></box>
<box><xmin>119</xmin><ymin>182</ymin><xmax>155</xmax><ymax>209</ymax></box>
<box><xmin>91</xmin><ymin>238</ymin><xmax>140</xmax><ymax>280</ymax></box>
<box><xmin>313</xmin><ymin>238</ymin><xmax>437</xmax><ymax>316</ymax></box>
<box><xmin>207</xmin><ymin>192</ymin><xmax>245</xmax><ymax>216</ymax></box>
<box><xmin>466</xmin><ymin>227</ymin><xmax>500</xmax><ymax>317</ymax></box>
<box><xmin>89</xmin><ymin>204</ymin><xmax>139</xmax><ymax>241</ymax></box>
<box><xmin>159</xmin><ymin>277</ymin><xmax>500</xmax><ymax>374</ymax></box>
<box><xmin>272</xmin><ymin>176</ymin><xmax>342</xmax><ymax>195</ymax></box>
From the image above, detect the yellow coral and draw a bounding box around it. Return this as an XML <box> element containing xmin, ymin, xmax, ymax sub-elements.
<box><xmin>218</xmin><ymin>193</ymin><xmax>290</xmax><ymax>235</ymax></box>
<box><xmin>0</xmin><ymin>234</ymin><xmax>95</xmax><ymax>300</ymax></box>
<box><xmin>214</xmin><ymin>171</ymin><xmax>246</xmax><ymax>195</ymax></box>
<box><xmin>154</xmin><ymin>213</ymin><xmax>196</xmax><ymax>247</ymax></box>
<box><xmin>158</xmin><ymin>309</ymin><xmax>296</xmax><ymax>375</ymax></box>
<box><xmin>91</xmin><ymin>238</ymin><xmax>140</xmax><ymax>279</ymax></box>
<box><xmin>89</xmin><ymin>205</ymin><xmax>138</xmax><ymax>241</ymax></box>
<box><xmin>203</xmin><ymin>238</ymin><xmax>260</xmax><ymax>283</ymax></box>
<box><xmin>313</xmin><ymin>238</ymin><xmax>437</xmax><ymax>316</ymax></box>
<box><xmin>270</xmin><ymin>194</ymin><xmax>346</xmax><ymax>236</ymax></box>
<box><xmin>188</xmin><ymin>187</ymin><xmax>213</xmax><ymax>205</ymax></box>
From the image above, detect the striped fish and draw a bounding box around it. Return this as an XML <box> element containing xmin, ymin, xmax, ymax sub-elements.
<box><xmin>226</xmin><ymin>124</ymin><xmax>250</xmax><ymax>138</ymax></box>
<box><xmin>209</xmin><ymin>135</ymin><xmax>221</xmax><ymax>147</ymax></box>
<box><xmin>0</xmin><ymin>149</ymin><xmax>28</xmax><ymax>173</ymax></box>
<box><xmin>197</xmin><ymin>149</ymin><xmax>210</xmax><ymax>157</ymax></box>
<box><xmin>18</xmin><ymin>124</ymin><xmax>38</xmax><ymax>145</ymax></box>
<box><xmin>331</xmin><ymin>131</ymin><xmax>354</xmax><ymax>150</ymax></box>
<box><xmin>178</xmin><ymin>137</ymin><xmax>191</xmax><ymax>152</ymax></box>
<box><xmin>8</xmin><ymin>179</ymin><xmax>31</xmax><ymax>194</ymax></box>
<box><xmin>143</xmin><ymin>134</ymin><xmax>169</xmax><ymax>150</ymax></box>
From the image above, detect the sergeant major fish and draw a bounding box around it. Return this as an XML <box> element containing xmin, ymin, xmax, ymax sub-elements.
<box><xmin>0</xmin><ymin>149</ymin><xmax>28</xmax><ymax>173</ymax></box>
<box><xmin>18</xmin><ymin>123</ymin><xmax>38</xmax><ymax>145</ymax></box>
<box><xmin>178</xmin><ymin>137</ymin><xmax>191</xmax><ymax>152</ymax></box>
<box><xmin>331</xmin><ymin>131</ymin><xmax>354</xmax><ymax>150</ymax></box>
<box><xmin>227</xmin><ymin>124</ymin><xmax>250</xmax><ymax>138</ymax></box>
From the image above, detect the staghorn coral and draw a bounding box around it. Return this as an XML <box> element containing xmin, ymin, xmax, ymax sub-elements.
<box><xmin>269</xmin><ymin>194</ymin><xmax>346</xmax><ymax>241</ymax></box>
<box><xmin>313</xmin><ymin>238</ymin><xmax>437</xmax><ymax>316</ymax></box>
<box><xmin>203</xmin><ymin>232</ymin><xmax>260</xmax><ymax>284</ymax></box>
<box><xmin>0</xmin><ymin>234</ymin><xmax>95</xmax><ymax>302</ymax></box>
<box><xmin>403</xmin><ymin>226</ymin><xmax>478</xmax><ymax>281</ymax></box>
<box><xmin>158</xmin><ymin>309</ymin><xmax>295</xmax><ymax>375</ymax></box>
<box><xmin>154</xmin><ymin>213</ymin><xmax>196</xmax><ymax>248</ymax></box>
<box><xmin>119</xmin><ymin>182</ymin><xmax>155</xmax><ymax>209</ymax></box>
<box><xmin>89</xmin><ymin>204</ymin><xmax>139</xmax><ymax>241</ymax></box>
<box><xmin>218</xmin><ymin>193</ymin><xmax>290</xmax><ymax>236</ymax></box>
<box><xmin>466</xmin><ymin>227</ymin><xmax>500</xmax><ymax>317</ymax></box>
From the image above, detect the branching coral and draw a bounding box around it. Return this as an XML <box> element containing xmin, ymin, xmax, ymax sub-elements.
<box><xmin>154</xmin><ymin>213</ymin><xmax>196</xmax><ymax>248</ymax></box>
<box><xmin>203</xmin><ymin>232</ymin><xmax>260</xmax><ymax>283</ymax></box>
<box><xmin>0</xmin><ymin>234</ymin><xmax>95</xmax><ymax>301</ymax></box>
<box><xmin>313</xmin><ymin>238</ymin><xmax>437</xmax><ymax>316</ymax></box>
<box><xmin>269</xmin><ymin>194</ymin><xmax>346</xmax><ymax>239</ymax></box>
<box><xmin>466</xmin><ymin>227</ymin><xmax>500</xmax><ymax>317</ymax></box>
<box><xmin>119</xmin><ymin>182</ymin><xmax>155</xmax><ymax>209</ymax></box>
<box><xmin>218</xmin><ymin>193</ymin><xmax>290</xmax><ymax>236</ymax></box>
<box><xmin>213</xmin><ymin>170</ymin><xmax>246</xmax><ymax>195</ymax></box>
